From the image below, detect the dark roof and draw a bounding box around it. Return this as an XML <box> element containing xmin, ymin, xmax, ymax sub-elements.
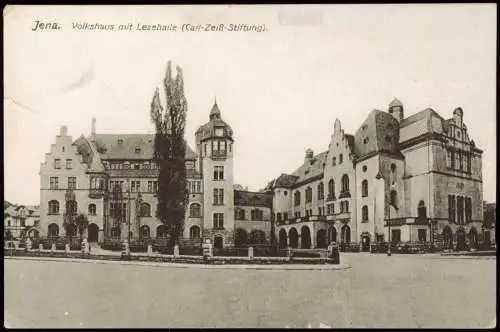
<box><xmin>291</xmin><ymin>151</ymin><xmax>328</xmax><ymax>185</ymax></box>
<box><xmin>273</xmin><ymin>173</ymin><xmax>299</xmax><ymax>188</ymax></box>
<box><xmin>195</xmin><ymin>102</ymin><xmax>233</xmax><ymax>142</ymax></box>
<box><xmin>234</xmin><ymin>190</ymin><xmax>273</xmax><ymax>208</ymax></box>
<box><xmin>92</xmin><ymin>134</ymin><xmax>196</xmax><ymax>160</ymax></box>
<box><xmin>354</xmin><ymin>109</ymin><xmax>401</xmax><ymax>158</ymax></box>
<box><xmin>400</xmin><ymin>108</ymin><xmax>443</xmax><ymax>129</ymax></box>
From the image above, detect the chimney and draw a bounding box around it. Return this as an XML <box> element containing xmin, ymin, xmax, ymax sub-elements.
<box><xmin>91</xmin><ymin>117</ymin><xmax>96</xmax><ymax>141</ymax></box>
<box><xmin>60</xmin><ymin>125</ymin><xmax>68</xmax><ymax>136</ymax></box>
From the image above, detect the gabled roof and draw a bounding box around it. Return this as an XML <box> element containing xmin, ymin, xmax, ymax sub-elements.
<box><xmin>354</xmin><ymin>109</ymin><xmax>401</xmax><ymax>158</ymax></box>
<box><xmin>92</xmin><ymin>134</ymin><xmax>196</xmax><ymax>160</ymax></box>
<box><xmin>234</xmin><ymin>190</ymin><xmax>273</xmax><ymax>208</ymax></box>
<box><xmin>291</xmin><ymin>151</ymin><xmax>328</xmax><ymax>185</ymax></box>
<box><xmin>273</xmin><ymin>173</ymin><xmax>299</xmax><ymax>189</ymax></box>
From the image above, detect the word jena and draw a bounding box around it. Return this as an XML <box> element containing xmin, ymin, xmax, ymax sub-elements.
<box><xmin>32</xmin><ymin>20</ymin><xmax>61</xmax><ymax>31</ymax></box>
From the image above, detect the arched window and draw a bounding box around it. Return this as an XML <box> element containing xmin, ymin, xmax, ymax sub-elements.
<box><xmin>362</xmin><ymin>205</ymin><xmax>368</xmax><ymax>222</ymax></box>
<box><xmin>140</xmin><ymin>225</ymin><xmax>150</xmax><ymax>239</ymax></box>
<box><xmin>249</xmin><ymin>230</ymin><xmax>266</xmax><ymax>245</ymax></box>
<box><xmin>65</xmin><ymin>200</ymin><xmax>78</xmax><ymax>216</ymax></box>
<box><xmin>390</xmin><ymin>190</ymin><xmax>398</xmax><ymax>208</ymax></box>
<box><xmin>341</xmin><ymin>175</ymin><xmax>349</xmax><ymax>193</ymax></box>
<box><xmin>189</xmin><ymin>203</ymin><xmax>201</xmax><ymax>218</ymax></box>
<box><xmin>189</xmin><ymin>225</ymin><xmax>201</xmax><ymax>239</ymax></box>
<box><xmin>277</xmin><ymin>213</ymin><xmax>282</xmax><ymax>222</ymax></box>
<box><xmin>157</xmin><ymin>225</ymin><xmax>168</xmax><ymax>238</ymax></box>
<box><xmin>88</xmin><ymin>204</ymin><xmax>96</xmax><ymax>216</ymax></box>
<box><xmin>48</xmin><ymin>223</ymin><xmax>59</xmax><ymax>237</ymax></box>
<box><xmin>361</xmin><ymin>180</ymin><xmax>368</xmax><ymax>197</ymax></box>
<box><xmin>305</xmin><ymin>187</ymin><xmax>312</xmax><ymax>203</ymax></box>
<box><xmin>48</xmin><ymin>200</ymin><xmax>59</xmax><ymax>215</ymax></box>
<box><xmin>418</xmin><ymin>200</ymin><xmax>427</xmax><ymax>221</ymax></box>
<box><xmin>294</xmin><ymin>191</ymin><xmax>301</xmax><ymax>206</ymax></box>
<box><xmin>332</xmin><ymin>156</ymin><xmax>336</xmax><ymax>166</ymax></box>
<box><xmin>317</xmin><ymin>182</ymin><xmax>324</xmax><ymax>200</ymax></box>
<box><xmin>328</xmin><ymin>179</ymin><xmax>335</xmax><ymax>199</ymax></box>
<box><xmin>235</xmin><ymin>208</ymin><xmax>245</xmax><ymax>220</ymax></box>
<box><xmin>141</xmin><ymin>203</ymin><xmax>151</xmax><ymax>217</ymax></box>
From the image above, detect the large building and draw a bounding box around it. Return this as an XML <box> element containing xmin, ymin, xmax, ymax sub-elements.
<box><xmin>265</xmin><ymin>99</ymin><xmax>485</xmax><ymax>251</ymax></box>
<box><xmin>4</xmin><ymin>204</ymin><xmax>40</xmax><ymax>239</ymax></box>
<box><xmin>38</xmin><ymin>102</ymin><xmax>271</xmax><ymax>248</ymax></box>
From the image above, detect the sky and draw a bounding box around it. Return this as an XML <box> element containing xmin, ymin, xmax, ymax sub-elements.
<box><xmin>4</xmin><ymin>4</ymin><xmax>497</xmax><ymax>205</ymax></box>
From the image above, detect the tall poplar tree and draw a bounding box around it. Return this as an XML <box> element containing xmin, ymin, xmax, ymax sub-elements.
<box><xmin>150</xmin><ymin>61</ymin><xmax>188</xmax><ymax>247</ymax></box>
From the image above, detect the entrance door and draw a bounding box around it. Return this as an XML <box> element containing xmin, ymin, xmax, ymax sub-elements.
<box><xmin>456</xmin><ymin>228</ymin><xmax>467</xmax><ymax>251</ymax></box>
<box><xmin>214</xmin><ymin>236</ymin><xmax>223</xmax><ymax>249</ymax></box>
<box><xmin>361</xmin><ymin>235</ymin><xmax>370</xmax><ymax>252</ymax></box>
<box><xmin>88</xmin><ymin>224</ymin><xmax>99</xmax><ymax>243</ymax></box>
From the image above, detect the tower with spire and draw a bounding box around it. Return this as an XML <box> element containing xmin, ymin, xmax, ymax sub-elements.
<box><xmin>195</xmin><ymin>99</ymin><xmax>235</xmax><ymax>248</ymax></box>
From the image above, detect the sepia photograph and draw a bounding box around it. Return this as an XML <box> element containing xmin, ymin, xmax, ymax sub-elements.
<box><xmin>3</xmin><ymin>4</ymin><xmax>497</xmax><ymax>328</ymax></box>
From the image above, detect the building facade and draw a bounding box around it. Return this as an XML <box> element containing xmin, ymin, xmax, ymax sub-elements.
<box><xmin>266</xmin><ymin>99</ymin><xmax>484</xmax><ymax>251</ymax></box>
<box><xmin>38</xmin><ymin>102</ymin><xmax>271</xmax><ymax>248</ymax></box>
<box><xmin>4</xmin><ymin>205</ymin><xmax>40</xmax><ymax>239</ymax></box>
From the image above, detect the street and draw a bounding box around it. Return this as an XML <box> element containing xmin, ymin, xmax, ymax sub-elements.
<box><xmin>4</xmin><ymin>253</ymin><xmax>496</xmax><ymax>328</ymax></box>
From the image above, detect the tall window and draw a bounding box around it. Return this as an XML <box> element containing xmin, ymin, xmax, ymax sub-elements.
<box><xmin>48</xmin><ymin>223</ymin><xmax>59</xmax><ymax>237</ymax></box>
<box><xmin>339</xmin><ymin>154</ymin><xmax>343</xmax><ymax>164</ymax></box>
<box><xmin>465</xmin><ymin>197</ymin><xmax>472</xmax><ymax>223</ymax></box>
<box><xmin>446</xmin><ymin>149</ymin><xmax>452</xmax><ymax>168</ymax></box>
<box><xmin>213</xmin><ymin>166</ymin><xmax>224</xmax><ymax>180</ymax></box>
<box><xmin>328</xmin><ymin>179</ymin><xmax>335</xmax><ymax>199</ymax></box>
<box><xmin>305</xmin><ymin>187</ymin><xmax>312</xmax><ymax>203</ymax></box>
<box><xmin>190</xmin><ymin>226</ymin><xmax>201</xmax><ymax>239</ymax></box>
<box><xmin>332</xmin><ymin>157</ymin><xmax>336</xmax><ymax>166</ymax></box>
<box><xmin>341</xmin><ymin>175</ymin><xmax>349</xmax><ymax>193</ymax></box>
<box><xmin>213</xmin><ymin>188</ymin><xmax>224</xmax><ymax>205</ymax></box>
<box><xmin>450</xmin><ymin>150</ymin><xmax>455</xmax><ymax>169</ymax></box>
<box><xmin>418</xmin><ymin>229</ymin><xmax>427</xmax><ymax>243</ymax></box>
<box><xmin>213</xmin><ymin>213</ymin><xmax>224</xmax><ymax>229</ymax></box>
<box><xmin>294</xmin><ymin>191</ymin><xmax>301</xmax><ymax>206</ymax></box>
<box><xmin>448</xmin><ymin>195</ymin><xmax>456</xmax><ymax>223</ymax></box>
<box><xmin>88</xmin><ymin>204</ymin><xmax>96</xmax><ymax>216</ymax></box>
<box><xmin>390</xmin><ymin>190</ymin><xmax>397</xmax><ymax>208</ymax></box>
<box><xmin>317</xmin><ymin>182</ymin><xmax>324</xmax><ymax>200</ymax></box>
<box><xmin>141</xmin><ymin>203</ymin><xmax>151</xmax><ymax>217</ymax></box>
<box><xmin>458</xmin><ymin>151</ymin><xmax>463</xmax><ymax>171</ymax></box>
<box><xmin>417</xmin><ymin>200</ymin><xmax>426</xmax><ymax>221</ymax></box>
<box><xmin>66</xmin><ymin>159</ymin><xmax>73</xmax><ymax>169</ymax></box>
<box><xmin>68</xmin><ymin>177</ymin><xmax>77</xmax><ymax>190</ymax></box>
<box><xmin>235</xmin><ymin>208</ymin><xmax>245</xmax><ymax>220</ymax></box>
<box><xmin>190</xmin><ymin>203</ymin><xmax>201</xmax><ymax>218</ymax></box>
<box><xmin>110</xmin><ymin>203</ymin><xmax>127</xmax><ymax>222</ymax></box>
<box><xmin>54</xmin><ymin>159</ymin><xmax>61</xmax><ymax>169</ymax></box>
<box><xmin>50</xmin><ymin>177</ymin><xmax>59</xmax><ymax>190</ymax></box>
<box><xmin>457</xmin><ymin>196</ymin><xmax>464</xmax><ymax>224</ymax></box>
<box><xmin>361</xmin><ymin>180</ymin><xmax>368</xmax><ymax>197</ymax></box>
<box><xmin>148</xmin><ymin>181</ymin><xmax>158</xmax><ymax>193</ymax></box>
<box><xmin>131</xmin><ymin>181</ymin><xmax>140</xmax><ymax>192</ymax></box>
<box><xmin>362</xmin><ymin>205</ymin><xmax>368</xmax><ymax>222</ymax></box>
<box><xmin>48</xmin><ymin>200</ymin><xmax>59</xmax><ymax>214</ymax></box>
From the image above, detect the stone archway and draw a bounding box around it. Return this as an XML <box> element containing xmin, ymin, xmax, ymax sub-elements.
<box><xmin>279</xmin><ymin>229</ymin><xmax>287</xmax><ymax>249</ymax></box>
<box><xmin>87</xmin><ymin>223</ymin><xmax>99</xmax><ymax>243</ymax></box>
<box><xmin>301</xmin><ymin>226</ymin><xmax>311</xmax><ymax>249</ymax></box>
<box><xmin>316</xmin><ymin>229</ymin><xmax>328</xmax><ymax>248</ymax></box>
<box><xmin>456</xmin><ymin>227</ymin><xmax>467</xmax><ymax>251</ymax></box>
<box><xmin>341</xmin><ymin>225</ymin><xmax>351</xmax><ymax>244</ymax></box>
<box><xmin>235</xmin><ymin>228</ymin><xmax>248</xmax><ymax>247</ymax></box>
<box><xmin>289</xmin><ymin>228</ymin><xmax>299</xmax><ymax>248</ymax></box>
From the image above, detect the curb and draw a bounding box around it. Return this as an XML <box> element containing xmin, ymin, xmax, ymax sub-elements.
<box><xmin>4</xmin><ymin>256</ymin><xmax>351</xmax><ymax>271</ymax></box>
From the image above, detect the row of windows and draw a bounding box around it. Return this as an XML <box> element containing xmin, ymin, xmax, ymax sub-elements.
<box><xmin>446</xmin><ymin>149</ymin><xmax>472</xmax><ymax>173</ymax></box>
<box><xmin>49</xmin><ymin>177</ymin><xmax>77</xmax><ymax>190</ymax></box>
<box><xmin>276</xmin><ymin>200</ymin><xmax>350</xmax><ymax>220</ymax></box>
<box><xmin>203</xmin><ymin>140</ymin><xmax>233</xmax><ymax>156</ymax></box>
<box><xmin>234</xmin><ymin>208</ymin><xmax>265</xmax><ymax>220</ymax></box>
<box><xmin>448</xmin><ymin>195</ymin><xmax>472</xmax><ymax>224</ymax></box>
<box><xmin>331</xmin><ymin>153</ymin><xmax>344</xmax><ymax>166</ymax></box>
<box><xmin>105</xmin><ymin>161</ymin><xmax>161</xmax><ymax>170</ymax></box>
<box><xmin>188</xmin><ymin>181</ymin><xmax>202</xmax><ymax>193</ymax></box>
<box><xmin>54</xmin><ymin>159</ymin><xmax>73</xmax><ymax>170</ymax></box>
<box><xmin>293</xmin><ymin>176</ymin><xmax>350</xmax><ymax>206</ymax></box>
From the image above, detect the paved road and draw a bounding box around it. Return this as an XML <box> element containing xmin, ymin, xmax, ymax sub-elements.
<box><xmin>4</xmin><ymin>253</ymin><xmax>496</xmax><ymax>328</ymax></box>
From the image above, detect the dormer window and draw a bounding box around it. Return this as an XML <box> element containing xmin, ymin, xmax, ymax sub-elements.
<box><xmin>117</xmin><ymin>139</ymin><xmax>123</xmax><ymax>144</ymax></box>
<box><xmin>215</xmin><ymin>128</ymin><xmax>224</xmax><ymax>137</ymax></box>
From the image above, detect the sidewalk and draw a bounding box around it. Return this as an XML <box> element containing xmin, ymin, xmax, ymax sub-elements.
<box><xmin>5</xmin><ymin>255</ymin><xmax>351</xmax><ymax>271</ymax></box>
